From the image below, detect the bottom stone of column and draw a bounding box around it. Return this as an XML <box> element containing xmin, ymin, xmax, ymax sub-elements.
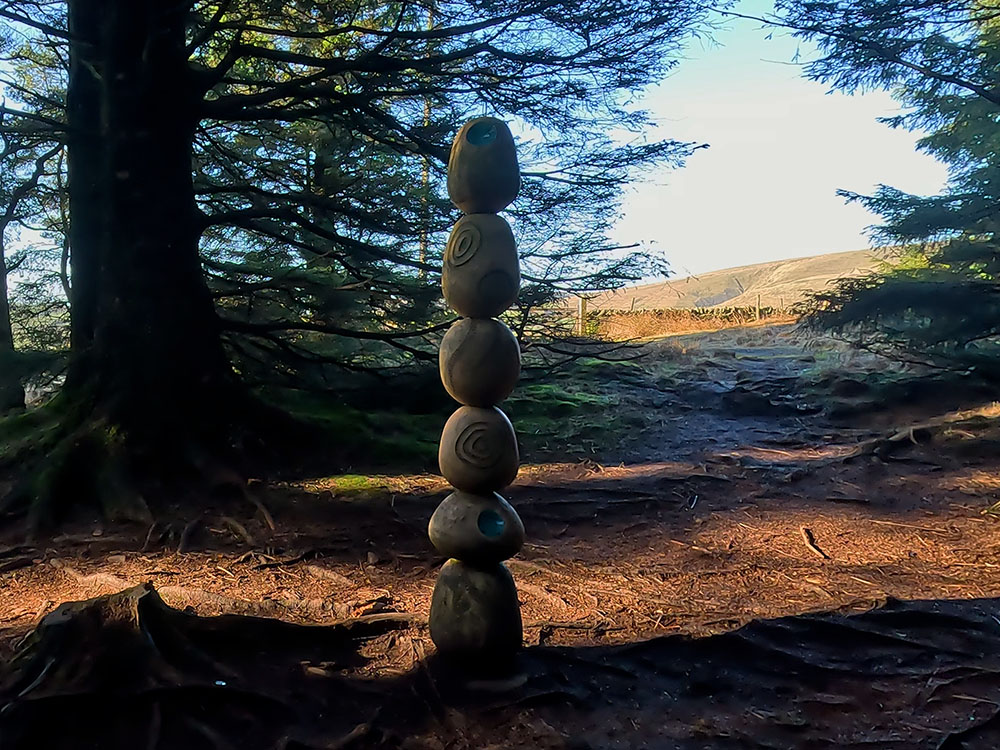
<box><xmin>429</xmin><ymin>559</ymin><xmax>522</xmax><ymax>665</ymax></box>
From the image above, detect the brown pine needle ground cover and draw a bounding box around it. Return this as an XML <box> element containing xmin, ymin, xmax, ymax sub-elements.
<box><xmin>4</xmin><ymin>323</ymin><xmax>1000</xmax><ymax>748</ymax></box>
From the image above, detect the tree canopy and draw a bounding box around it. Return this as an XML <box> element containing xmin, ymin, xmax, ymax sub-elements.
<box><xmin>0</xmin><ymin>0</ymin><xmax>718</xmax><ymax>524</ymax></box>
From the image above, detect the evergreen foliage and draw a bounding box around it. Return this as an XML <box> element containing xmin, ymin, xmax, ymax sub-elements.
<box><xmin>0</xmin><ymin>0</ymin><xmax>722</xmax><ymax>520</ymax></box>
<box><xmin>0</xmin><ymin>0</ymin><xmax>715</xmax><ymax>392</ymax></box>
<box><xmin>778</xmin><ymin>0</ymin><xmax>1000</xmax><ymax>371</ymax></box>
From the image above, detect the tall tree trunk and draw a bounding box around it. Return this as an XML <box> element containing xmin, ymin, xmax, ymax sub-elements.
<box><xmin>0</xmin><ymin>250</ymin><xmax>25</xmax><ymax>414</ymax></box>
<box><xmin>52</xmin><ymin>0</ymin><xmax>241</xmax><ymax>516</ymax></box>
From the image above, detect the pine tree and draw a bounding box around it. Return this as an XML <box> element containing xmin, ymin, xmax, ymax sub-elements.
<box><xmin>0</xmin><ymin>0</ymin><xmax>717</xmax><ymax>524</ymax></box>
<box><xmin>776</xmin><ymin>0</ymin><xmax>1000</xmax><ymax>371</ymax></box>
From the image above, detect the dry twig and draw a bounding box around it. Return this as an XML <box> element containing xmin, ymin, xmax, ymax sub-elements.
<box><xmin>799</xmin><ymin>526</ymin><xmax>830</xmax><ymax>560</ymax></box>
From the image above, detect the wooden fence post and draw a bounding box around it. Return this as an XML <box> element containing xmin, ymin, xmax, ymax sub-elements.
<box><xmin>576</xmin><ymin>295</ymin><xmax>588</xmax><ymax>336</ymax></box>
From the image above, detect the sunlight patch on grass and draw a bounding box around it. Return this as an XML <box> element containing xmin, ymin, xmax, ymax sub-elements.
<box><xmin>290</xmin><ymin>472</ymin><xmax>447</xmax><ymax>497</ymax></box>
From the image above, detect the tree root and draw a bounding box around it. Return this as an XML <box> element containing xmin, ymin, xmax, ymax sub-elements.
<box><xmin>0</xmin><ymin>412</ymin><xmax>156</xmax><ymax>530</ymax></box>
<box><xmin>844</xmin><ymin>425</ymin><xmax>933</xmax><ymax>462</ymax></box>
<box><xmin>0</xmin><ymin>387</ymin><xmax>334</xmax><ymax>533</ymax></box>
<box><xmin>0</xmin><ymin>583</ymin><xmax>416</xmax><ymax>750</ymax></box>
<box><xmin>0</xmin><ymin>417</ymin><xmax>252</xmax><ymax>534</ymax></box>
<box><xmin>7</xmin><ymin>583</ymin><xmax>1000</xmax><ymax>749</ymax></box>
<box><xmin>843</xmin><ymin>405</ymin><xmax>1000</xmax><ymax>464</ymax></box>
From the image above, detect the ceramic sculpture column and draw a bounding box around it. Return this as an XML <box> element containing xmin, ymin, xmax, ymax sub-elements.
<box><xmin>428</xmin><ymin>117</ymin><xmax>524</xmax><ymax>663</ymax></box>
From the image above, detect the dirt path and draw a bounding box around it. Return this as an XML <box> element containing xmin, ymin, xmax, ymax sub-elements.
<box><xmin>4</xmin><ymin>323</ymin><xmax>1000</xmax><ymax>747</ymax></box>
<box><xmin>4</xmin><ymin>324</ymin><xmax>1000</xmax><ymax>647</ymax></box>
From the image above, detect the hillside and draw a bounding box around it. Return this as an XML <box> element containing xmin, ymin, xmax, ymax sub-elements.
<box><xmin>585</xmin><ymin>248</ymin><xmax>887</xmax><ymax>310</ymax></box>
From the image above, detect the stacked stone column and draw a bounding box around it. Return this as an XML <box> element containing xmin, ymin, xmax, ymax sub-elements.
<box><xmin>428</xmin><ymin>117</ymin><xmax>524</xmax><ymax>663</ymax></box>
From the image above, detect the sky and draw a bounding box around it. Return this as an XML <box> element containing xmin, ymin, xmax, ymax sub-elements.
<box><xmin>609</xmin><ymin>0</ymin><xmax>951</xmax><ymax>279</ymax></box>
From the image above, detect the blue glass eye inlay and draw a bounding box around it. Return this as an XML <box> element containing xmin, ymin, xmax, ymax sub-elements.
<box><xmin>477</xmin><ymin>509</ymin><xmax>505</xmax><ymax>538</ymax></box>
<box><xmin>467</xmin><ymin>122</ymin><xmax>498</xmax><ymax>145</ymax></box>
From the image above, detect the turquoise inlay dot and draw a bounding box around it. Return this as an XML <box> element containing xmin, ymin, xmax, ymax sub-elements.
<box><xmin>467</xmin><ymin>121</ymin><xmax>498</xmax><ymax>145</ymax></box>
<box><xmin>477</xmin><ymin>509</ymin><xmax>505</xmax><ymax>538</ymax></box>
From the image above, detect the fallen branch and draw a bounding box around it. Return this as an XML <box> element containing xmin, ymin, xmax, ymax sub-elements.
<box><xmin>249</xmin><ymin>495</ymin><xmax>276</xmax><ymax>532</ymax></box>
<box><xmin>844</xmin><ymin>426</ymin><xmax>931</xmax><ymax>462</ymax></box>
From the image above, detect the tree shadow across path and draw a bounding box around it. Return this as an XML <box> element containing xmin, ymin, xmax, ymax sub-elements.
<box><xmin>5</xmin><ymin>323</ymin><xmax>1000</xmax><ymax>746</ymax></box>
<box><xmin>2</xmin><ymin>582</ymin><xmax>999</xmax><ymax>749</ymax></box>
<box><xmin>5</xmin><ymin>353</ymin><xmax>1000</xmax><ymax>655</ymax></box>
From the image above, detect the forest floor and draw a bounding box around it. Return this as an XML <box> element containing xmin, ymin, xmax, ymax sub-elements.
<box><xmin>5</xmin><ymin>322</ymin><xmax>1000</xmax><ymax>748</ymax></box>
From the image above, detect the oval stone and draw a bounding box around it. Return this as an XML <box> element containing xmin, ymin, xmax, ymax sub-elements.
<box><xmin>439</xmin><ymin>406</ymin><xmax>518</xmax><ymax>493</ymax></box>
<box><xmin>442</xmin><ymin>214</ymin><xmax>520</xmax><ymax>318</ymax></box>
<box><xmin>429</xmin><ymin>559</ymin><xmax>522</xmax><ymax>661</ymax></box>
<box><xmin>447</xmin><ymin>117</ymin><xmax>520</xmax><ymax>214</ymax></box>
<box><xmin>440</xmin><ymin>318</ymin><xmax>521</xmax><ymax>407</ymax></box>
<box><xmin>428</xmin><ymin>491</ymin><xmax>525</xmax><ymax>563</ymax></box>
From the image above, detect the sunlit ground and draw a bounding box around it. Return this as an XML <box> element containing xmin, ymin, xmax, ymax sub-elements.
<box><xmin>5</xmin><ymin>327</ymin><xmax>1000</xmax><ymax>670</ymax></box>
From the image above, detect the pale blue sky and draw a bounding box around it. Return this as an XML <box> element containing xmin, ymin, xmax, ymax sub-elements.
<box><xmin>610</xmin><ymin>0</ymin><xmax>950</xmax><ymax>278</ymax></box>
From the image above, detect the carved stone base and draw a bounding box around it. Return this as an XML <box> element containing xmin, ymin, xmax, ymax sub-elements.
<box><xmin>429</xmin><ymin>559</ymin><xmax>522</xmax><ymax>662</ymax></box>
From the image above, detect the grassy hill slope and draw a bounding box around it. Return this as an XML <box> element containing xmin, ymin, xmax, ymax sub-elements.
<box><xmin>586</xmin><ymin>248</ymin><xmax>886</xmax><ymax>310</ymax></box>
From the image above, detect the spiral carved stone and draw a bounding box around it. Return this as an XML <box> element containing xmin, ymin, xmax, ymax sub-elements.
<box><xmin>447</xmin><ymin>117</ymin><xmax>520</xmax><ymax>214</ymax></box>
<box><xmin>459</xmin><ymin>424</ymin><xmax>495</xmax><ymax>467</ymax></box>
<box><xmin>428</xmin><ymin>491</ymin><xmax>524</xmax><ymax>564</ymax></box>
<box><xmin>442</xmin><ymin>214</ymin><xmax>520</xmax><ymax>318</ymax></box>
<box><xmin>440</xmin><ymin>318</ymin><xmax>520</xmax><ymax>407</ymax></box>
<box><xmin>439</xmin><ymin>406</ymin><xmax>519</xmax><ymax>493</ymax></box>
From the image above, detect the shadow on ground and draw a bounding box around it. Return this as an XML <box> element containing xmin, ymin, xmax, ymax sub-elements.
<box><xmin>4</xmin><ymin>323</ymin><xmax>1000</xmax><ymax>748</ymax></box>
<box><xmin>2</xmin><ymin>582</ymin><xmax>998</xmax><ymax>749</ymax></box>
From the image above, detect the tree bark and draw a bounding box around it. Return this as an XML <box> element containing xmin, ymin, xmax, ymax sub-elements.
<box><xmin>62</xmin><ymin>0</ymin><xmax>239</xmax><ymax>485</ymax></box>
<box><xmin>0</xmin><ymin>249</ymin><xmax>25</xmax><ymax>414</ymax></box>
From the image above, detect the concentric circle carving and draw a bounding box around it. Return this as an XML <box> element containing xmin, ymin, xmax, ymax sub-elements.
<box><xmin>446</xmin><ymin>222</ymin><xmax>481</xmax><ymax>267</ymax></box>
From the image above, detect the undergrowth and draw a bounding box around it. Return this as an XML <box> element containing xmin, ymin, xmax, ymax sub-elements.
<box><xmin>266</xmin><ymin>357</ymin><xmax>653</xmax><ymax>473</ymax></box>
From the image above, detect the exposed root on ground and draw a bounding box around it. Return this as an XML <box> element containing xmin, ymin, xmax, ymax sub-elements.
<box><xmin>844</xmin><ymin>402</ymin><xmax>1000</xmax><ymax>463</ymax></box>
<box><xmin>1</xmin><ymin>583</ymin><xmax>414</xmax><ymax>750</ymax></box>
<box><xmin>5</xmin><ymin>585</ymin><xmax>1000</xmax><ymax>749</ymax></box>
<box><xmin>0</xmin><ymin>390</ymin><xmax>327</xmax><ymax>534</ymax></box>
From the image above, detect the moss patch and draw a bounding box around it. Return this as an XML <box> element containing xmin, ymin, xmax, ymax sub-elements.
<box><xmin>263</xmin><ymin>388</ymin><xmax>440</xmax><ymax>471</ymax></box>
<box><xmin>509</xmin><ymin>362</ymin><xmax>651</xmax><ymax>459</ymax></box>
<box><xmin>263</xmin><ymin>358</ymin><xmax>657</xmax><ymax>472</ymax></box>
<box><xmin>0</xmin><ymin>395</ymin><xmax>70</xmax><ymax>465</ymax></box>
